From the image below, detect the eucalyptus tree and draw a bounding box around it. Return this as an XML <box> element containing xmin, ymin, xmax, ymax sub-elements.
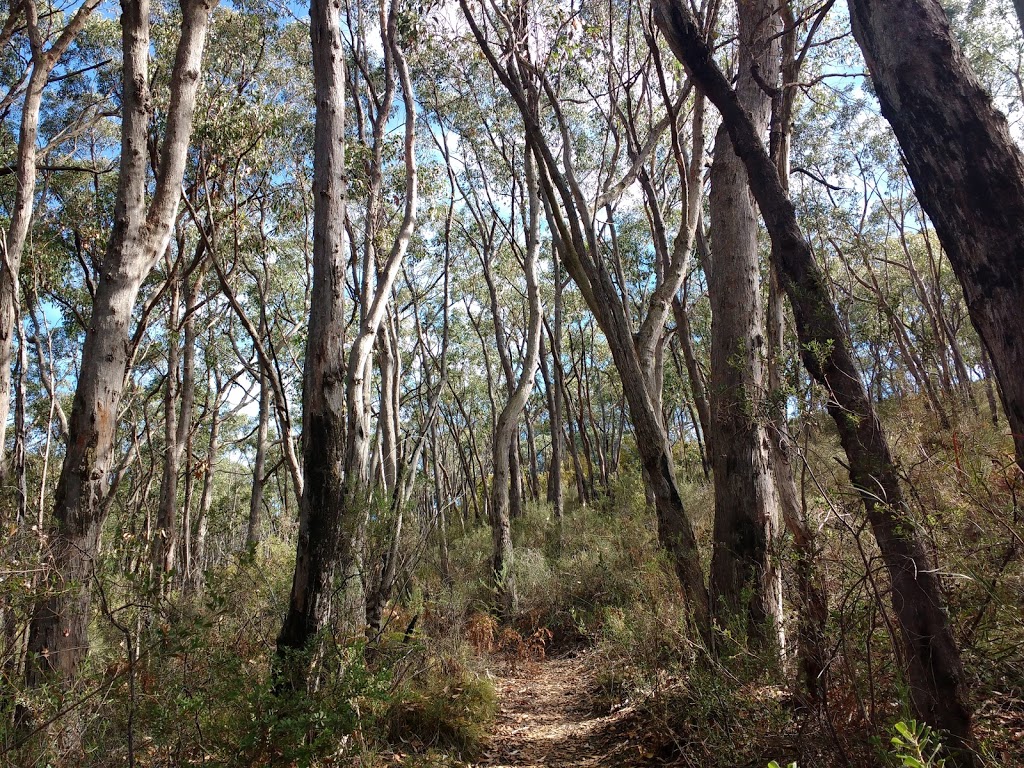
<box><xmin>480</xmin><ymin>153</ymin><xmax>543</xmax><ymax>613</ymax></box>
<box><xmin>654</xmin><ymin>1</ymin><xmax>977</xmax><ymax>758</ymax></box>
<box><xmin>766</xmin><ymin>0</ymin><xmax>830</xmax><ymax>705</ymax></box>
<box><xmin>165</xmin><ymin>5</ymin><xmax>313</xmax><ymax>573</ymax></box>
<box><xmin>845</xmin><ymin>0</ymin><xmax>1024</xmax><ymax>474</ymax></box>
<box><xmin>704</xmin><ymin>0</ymin><xmax>784</xmax><ymax>643</ymax></box>
<box><xmin>0</xmin><ymin>0</ymin><xmax>101</xmax><ymax>481</ymax></box>
<box><xmin>277</xmin><ymin>0</ymin><xmax>418</xmax><ymax>679</ymax></box>
<box><xmin>460</xmin><ymin>0</ymin><xmax>713</xmax><ymax>638</ymax></box>
<box><xmin>24</xmin><ymin>0</ymin><xmax>218</xmax><ymax>689</ymax></box>
<box><xmin>364</xmin><ymin>249</ymin><xmax>453</xmax><ymax>636</ymax></box>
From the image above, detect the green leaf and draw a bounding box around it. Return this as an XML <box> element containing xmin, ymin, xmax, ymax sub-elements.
<box><xmin>894</xmin><ymin>720</ymin><xmax>916</xmax><ymax>740</ymax></box>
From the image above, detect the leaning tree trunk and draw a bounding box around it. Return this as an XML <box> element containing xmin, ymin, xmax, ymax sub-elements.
<box><xmin>653</xmin><ymin>2</ymin><xmax>977</xmax><ymax>760</ymax></box>
<box><xmin>24</xmin><ymin>0</ymin><xmax>215</xmax><ymax>689</ymax></box>
<box><xmin>846</xmin><ymin>0</ymin><xmax>1024</xmax><ymax>474</ymax></box>
<box><xmin>706</xmin><ymin>0</ymin><xmax>783</xmax><ymax>645</ymax></box>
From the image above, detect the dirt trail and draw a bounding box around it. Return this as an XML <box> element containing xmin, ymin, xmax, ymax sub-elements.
<box><xmin>476</xmin><ymin>654</ymin><xmax>639</xmax><ymax>768</ymax></box>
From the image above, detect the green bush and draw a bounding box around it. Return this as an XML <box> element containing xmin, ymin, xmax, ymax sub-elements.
<box><xmin>386</xmin><ymin>647</ymin><xmax>497</xmax><ymax>758</ymax></box>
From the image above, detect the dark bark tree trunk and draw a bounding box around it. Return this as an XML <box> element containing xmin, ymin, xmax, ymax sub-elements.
<box><xmin>706</xmin><ymin>0</ymin><xmax>783</xmax><ymax>644</ymax></box>
<box><xmin>278</xmin><ymin>0</ymin><xmax>417</xmax><ymax>681</ymax></box>
<box><xmin>654</xmin><ymin>2</ymin><xmax>977</xmax><ymax>759</ymax></box>
<box><xmin>276</xmin><ymin>0</ymin><xmax>354</xmax><ymax>677</ymax></box>
<box><xmin>846</xmin><ymin>0</ymin><xmax>1024</xmax><ymax>473</ymax></box>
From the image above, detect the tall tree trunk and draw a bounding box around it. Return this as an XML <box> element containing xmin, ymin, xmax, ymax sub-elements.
<box><xmin>278</xmin><ymin>0</ymin><xmax>417</xmax><ymax>680</ymax></box>
<box><xmin>654</xmin><ymin>2</ymin><xmax>977</xmax><ymax>758</ymax></box>
<box><xmin>846</xmin><ymin>0</ymin><xmax>1024</xmax><ymax>473</ymax></box>
<box><xmin>247</xmin><ymin>367</ymin><xmax>271</xmax><ymax>549</ymax></box>
<box><xmin>276</xmin><ymin>0</ymin><xmax>353</xmax><ymax>675</ymax></box>
<box><xmin>706</xmin><ymin>0</ymin><xmax>783</xmax><ymax>643</ymax></box>
<box><xmin>767</xmin><ymin>1</ymin><xmax>827</xmax><ymax>704</ymax></box>
<box><xmin>24</xmin><ymin>0</ymin><xmax>215</xmax><ymax>689</ymax></box>
<box><xmin>489</xmin><ymin>153</ymin><xmax>543</xmax><ymax>616</ymax></box>
<box><xmin>0</xmin><ymin>0</ymin><xmax>99</xmax><ymax>479</ymax></box>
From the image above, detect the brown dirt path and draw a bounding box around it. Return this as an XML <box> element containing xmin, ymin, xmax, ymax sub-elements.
<box><xmin>475</xmin><ymin>654</ymin><xmax>641</xmax><ymax>768</ymax></box>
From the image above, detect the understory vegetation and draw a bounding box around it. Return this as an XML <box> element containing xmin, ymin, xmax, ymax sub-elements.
<box><xmin>3</xmin><ymin>395</ymin><xmax>1021</xmax><ymax>767</ymax></box>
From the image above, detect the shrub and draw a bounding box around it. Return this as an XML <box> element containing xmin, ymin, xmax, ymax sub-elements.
<box><xmin>386</xmin><ymin>648</ymin><xmax>496</xmax><ymax>758</ymax></box>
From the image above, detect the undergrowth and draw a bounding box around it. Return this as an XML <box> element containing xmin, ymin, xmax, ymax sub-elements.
<box><xmin>3</xmin><ymin>394</ymin><xmax>1021</xmax><ymax>767</ymax></box>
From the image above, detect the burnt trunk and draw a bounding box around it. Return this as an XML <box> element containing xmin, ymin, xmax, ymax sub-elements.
<box><xmin>276</xmin><ymin>0</ymin><xmax>353</xmax><ymax>679</ymax></box>
<box><xmin>847</xmin><ymin>0</ymin><xmax>1024</xmax><ymax>473</ymax></box>
<box><xmin>706</xmin><ymin>0</ymin><xmax>783</xmax><ymax>644</ymax></box>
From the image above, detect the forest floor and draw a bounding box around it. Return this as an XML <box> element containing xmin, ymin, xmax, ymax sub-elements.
<box><xmin>474</xmin><ymin>653</ymin><xmax>646</xmax><ymax>768</ymax></box>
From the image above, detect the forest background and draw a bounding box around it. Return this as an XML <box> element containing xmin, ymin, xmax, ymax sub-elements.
<box><xmin>1</xmin><ymin>0</ymin><xmax>1023</xmax><ymax>766</ymax></box>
